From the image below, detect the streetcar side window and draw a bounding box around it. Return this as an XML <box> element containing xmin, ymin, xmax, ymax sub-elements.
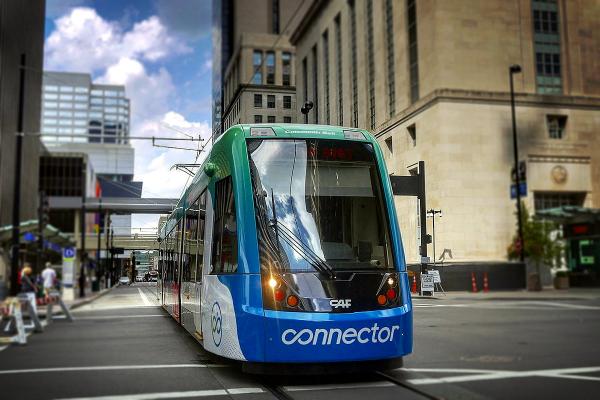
<box><xmin>211</xmin><ymin>176</ymin><xmax>238</xmax><ymax>274</ymax></box>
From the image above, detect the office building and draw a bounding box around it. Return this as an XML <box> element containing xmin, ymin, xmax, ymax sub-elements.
<box><xmin>212</xmin><ymin>0</ymin><xmax>310</xmax><ymax>139</ymax></box>
<box><xmin>291</xmin><ymin>0</ymin><xmax>600</xmax><ymax>265</ymax></box>
<box><xmin>0</xmin><ymin>0</ymin><xmax>45</xmax><ymax>284</ymax></box>
<box><xmin>40</xmin><ymin>72</ymin><xmax>142</xmax><ymax>234</ymax></box>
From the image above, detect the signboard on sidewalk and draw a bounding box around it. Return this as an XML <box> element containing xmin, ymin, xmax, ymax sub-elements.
<box><xmin>62</xmin><ymin>247</ymin><xmax>76</xmax><ymax>287</ymax></box>
<box><xmin>420</xmin><ymin>274</ymin><xmax>435</xmax><ymax>296</ymax></box>
<box><xmin>428</xmin><ymin>269</ymin><xmax>441</xmax><ymax>284</ymax></box>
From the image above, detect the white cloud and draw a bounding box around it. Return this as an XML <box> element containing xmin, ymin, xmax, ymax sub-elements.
<box><xmin>130</xmin><ymin>112</ymin><xmax>211</xmax><ymax>231</ymax></box>
<box><xmin>99</xmin><ymin>57</ymin><xmax>175</xmax><ymax>122</ymax></box>
<box><xmin>45</xmin><ymin>7</ymin><xmax>191</xmax><ymax>73</ymax></box>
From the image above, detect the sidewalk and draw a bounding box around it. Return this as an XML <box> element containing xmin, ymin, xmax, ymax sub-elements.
<box><xmin>411</xmin><ymin>287</ymin><xmax>600</xmax><ymax>301</ymax></box>
<box><xmin>37</xmin><ymin>285</ymin><xmax>115</xmax><ymax>318</ymax></box>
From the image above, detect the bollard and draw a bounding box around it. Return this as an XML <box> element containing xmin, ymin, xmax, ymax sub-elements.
<box><xmin>471</xmin><ymin>272</ymin><xmax>478</xmax><ymax>293</ymax></box>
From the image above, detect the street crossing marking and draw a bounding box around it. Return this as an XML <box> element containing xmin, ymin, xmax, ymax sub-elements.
<box><xmin>412</xmin><ymin>301</ymin><xmax>600</xmax><ymax>310</ymax></box>
<box><xmin>138</xmin><ymin>288</ymin><xmax>152</xmax><ymax>306</ymax></box>
<box><xmin>0</xmin><ymin>364</ymin><xmax>227</xmax><ymax>375</ymax></box>
<box><xmin>400</xmin><ymin>366</ymin><xmax>600</xmax><ymax>385</ymax></box>
<box><xmin>55</xmin><ymin>388</ymin><xmax>265</xmax><ymax>400</ymax></box>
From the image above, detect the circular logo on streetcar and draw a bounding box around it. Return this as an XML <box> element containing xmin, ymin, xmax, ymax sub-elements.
<box><xmin>211</xmin><ymin>302</ymin><xmax>222</xmax><ymax>347</ymax></box>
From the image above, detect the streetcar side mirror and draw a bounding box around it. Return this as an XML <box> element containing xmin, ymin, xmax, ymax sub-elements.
<box><xmin>204</xmin><ymin>162</ymin><xmax>218</xmax><ymax>177</ymax></box>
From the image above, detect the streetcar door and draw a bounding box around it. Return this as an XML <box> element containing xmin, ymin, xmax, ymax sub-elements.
<box><xmin>193</xmin><ymin>190</ymin><xmax>207</xmax><ymax>336</ymax></box>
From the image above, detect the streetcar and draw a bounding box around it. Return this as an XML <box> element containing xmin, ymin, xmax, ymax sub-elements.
<box><xmin>157</xmin><ymin>124</ymin><xmax>412</xmax><ymax>372</ymax></box>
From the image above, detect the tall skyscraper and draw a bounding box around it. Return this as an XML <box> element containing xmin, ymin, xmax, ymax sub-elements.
<box><xmin>40</xmin><ymin>71</ymin><xmax>142</xmax><ymax>234</ymax></box>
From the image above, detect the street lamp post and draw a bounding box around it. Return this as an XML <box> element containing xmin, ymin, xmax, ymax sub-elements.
<box><xmin>509</xmin><ymin>64</ymin><xmax>525</xmax><ymax>262</ymax></box>
<box><xmin>427</xmin><ymin>209</ymin><xmax>442</xmax><ymax>265</ymax></box>
<box><xmin>301</xmin><ymin>101</ymin><xmax>313</xmax><ymax>123</ymax></box>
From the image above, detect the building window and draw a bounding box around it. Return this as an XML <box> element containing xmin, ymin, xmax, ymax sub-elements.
<box><xmin>385</xmin><ymin>0</ymin><xmax>396</xmax><ymax>117</ymax></box>
<box><xmin>532</xmin><ymin>0</ymin><xmax>561</xmax><ymax>94</ymax></box>
<box><xmin>283</xmin><ymin>95</ymin><xmax>291</xmax><ymax>109</ymax></box>
<box><xmin>266</xmin><ymin>51</ymin><xmax>275</xmax><ymax>84</ymax></box>
<box><xmin>254</xmin><ymin>94</ymin><xmax>262</xmax><ymax>108</ymax></box>
<box><xmin>335</xmin><ymin>14</ymin><xmax>343</xmax><ymax>126</ymax></box>
<box><xmin>547</xmin><ymin>115</ymin><xmax>566</xmax><ymax>139</ymax></box>
<box><xmin>268</xmin><ymin>116</ymin><xmax>276</xmax><ymax>123</ymax></box>
<box><xmin>284</xmin><ymin>116</ymin><xmax>292</xmax><ymax>123</ymax></box>
<box><xmin>407</xmin><ymin>124</ymin><xmax>416</xmax><ymax>147</ymax></box>
<box><xmin>323</xmin><ymin>30</ymin><xmax>330</xmax><ymax>124</ymax></box>
<box><xmin>349</xmin><ymin>0</ymin><xmax>358</xmax><ymax>128</ymax></box>
<box><xmin>272</xmin><ymin>0</ymin><xmax>280</xmax><ymax>34</ymax></box>
<box><xmin>534</xmin><ymin>192</ymin><xmax>585</xmax><ymax>212</ymax></box>
<box><xmin>282</xmin><ymin>52</ymin><xmax>291</xmax><ymax>86</ymax></box>
<box><xmin>267</xmin><ymin>95</ymin><xmax>276</xmax><ymax>108</ymax></box>
<box><xmin>385</xmin><ymin>137</ymin><xmax>393</xmax><ymax>154</ymax></box>
<box><xmin>312</xmin><ymin>45</ymin><xmax>319</xmax><ymax>124</ymax></box>
<box><xmin>253</xmin><ymin>50</ymin><xmax>263</xmax><ymax>84</ymax></box>
<box><xmin>366</xmin><ymin>1</ymin><xmax>376</xmax><ymax>129</ymax></box>
<box><xmin>407</xmin><ymin>0</ymin><xmax>419</xmax><ymax>103</ymax></box>
<box><xmin>302</xmin><ymin>57</ymin><xmax>308</xmax><ymax>107</ymax></box>
<box><xmin>254</xmin><ymin>115</ymin><xmax>263</xmax><ymax>123</ymax></box>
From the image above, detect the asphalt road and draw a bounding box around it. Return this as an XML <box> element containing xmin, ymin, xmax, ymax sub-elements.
<box><xmin>0</xmin><ymin>283</ymin><xmax>598</xmax><ymax>399</ymax></box>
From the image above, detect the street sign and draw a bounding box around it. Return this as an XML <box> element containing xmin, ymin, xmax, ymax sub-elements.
<box><xmin>420</xmin><ymin>274</ymin><xmax>435</xmax><ymax>296</ymax></box>
<box><xmin>62</xmin><ymin>247</ymin><xmax>76</xmax><ymax>287</ymax></box>
<box><xmin>510</xmin><ymin>182</ymin><xmax>527</xmax><ymax>199</ymax></box>
<box><xmin>63</xmin><ymin>247</ymin><xmax>75</xmax><ymax>261</ymax></box>
<box><xmin>428</xmin><ymin>269</ymin><xmax>441</xmax><ymax>284</ymax></box>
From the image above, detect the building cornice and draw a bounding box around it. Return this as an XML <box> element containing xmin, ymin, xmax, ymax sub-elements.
<box><xmin>290</xmin><ymin>0</ymin><xmax>329</xmax><ymax>45</ymax></box>
<box><xmin>375</xmin><ymin>89</ymin><xmax>600</xmax><ymax>138</ymax></box>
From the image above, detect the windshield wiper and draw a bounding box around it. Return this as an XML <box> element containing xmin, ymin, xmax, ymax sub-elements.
<box><xmin>268</xmin><ymin>199</ymin><xmax>335</xmax><ymax>279</ymax></box>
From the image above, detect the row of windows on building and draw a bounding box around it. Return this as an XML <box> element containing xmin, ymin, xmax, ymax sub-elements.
<box><xmin>44</xmin><ymin>93</ymin><xmax>129</xmax><ymax>105</ymax></box>
<box><xmin>44</xmin><ymin>84</ymin><xmax>125</xmax><ymax>97</ymax></box>
<box><xmin>253</xmin><ymin>94</ymin><xmax>292</xmax><ymax>109</ymax></box>
<box><xmin>43</xmin><ymin>110</ymin><xmax>128</xmax><ymax>122</ymax></box>
<box><xmin>302</xmin><ymin>0</ymin><xmax>418</xmax><ymax>131</ymax></box>
<box><xmin>303</xmin><ymin>0</ymin><xmax>564</xmax><ymax>132</ymax></box>
<box><xmin>252</xmin><ymin>50</ymin><xmax>292</xmax><ymax>86</ymax></box>
<box><xmin>254</xmin><ymin>115</ymin><xmax>292</xmax><ymax>124</ymax></box>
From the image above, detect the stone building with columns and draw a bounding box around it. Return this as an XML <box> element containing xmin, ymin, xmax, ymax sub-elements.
<box><xmin>291</xmin><ymin>0</ymin><xmax>600</xmax><ymax>266</ymax></box>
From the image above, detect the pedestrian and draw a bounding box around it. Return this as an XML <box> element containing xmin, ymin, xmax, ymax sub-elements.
<box><xmin>41</xmin><ymin>262</ymin><xmax>57</xmax><ymax>299</ymax></box>
<box><xmin>20</xmin><ymin>263</ymin><xmax>38</xmax><ymax>314</ymax></box>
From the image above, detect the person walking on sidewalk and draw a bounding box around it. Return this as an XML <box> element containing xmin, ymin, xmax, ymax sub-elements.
<box><xmin>20</xmin><ymin>264</ymin><xmax>38</xmax><ymax>314</ymax></box>
<box><xmin>41</xmin><ymin>262</ymin><xmax>57</xmax><ymax>299</ymax></box>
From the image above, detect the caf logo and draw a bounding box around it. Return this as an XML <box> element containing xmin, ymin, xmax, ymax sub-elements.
<box><xmin>211</xmin><ymin>302</ymin><xmax>222</xmax><ymax>347</ymax></box>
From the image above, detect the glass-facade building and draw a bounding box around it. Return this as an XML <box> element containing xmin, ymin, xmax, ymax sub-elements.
<box><xmin>41</xmin><ymin>72</ymin><xmax>130</xmax><ymax>145</ymax></box>
<box><xmin>40</xmin><ymin>72</ymin><xmax>141</xmax><ymax>235</ymax></box>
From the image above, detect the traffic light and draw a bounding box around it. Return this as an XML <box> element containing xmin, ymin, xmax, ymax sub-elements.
<box><xmin>511</xmin><ymin>161</ymin><xmax>527</xmax><ymax>183</ymax></box>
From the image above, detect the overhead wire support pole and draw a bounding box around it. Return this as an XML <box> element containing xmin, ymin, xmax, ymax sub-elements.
<box><xmin>79</xmin><ymin>160</ymin><xmax>86</xmax><ymax>298</ymax></box>
<box><xmin>10</xmin><ymin>54</ymin><xmax>26</xmax><ymax>296</ymax></box>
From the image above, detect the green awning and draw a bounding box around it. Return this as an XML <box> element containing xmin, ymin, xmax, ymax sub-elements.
<box><xmin>0</xmin><ymin>220</ymin><xmax>75</xmax><ymax>247</ymax></box>
<box><xmin>536</xmin><ymin>206</ymin><xmax>600</xmax><ymax>223</ymax></box>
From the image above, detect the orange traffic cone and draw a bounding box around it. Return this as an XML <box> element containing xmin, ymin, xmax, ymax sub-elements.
<box><xmin>411</xmin><ymin>275</ymin><xmax>418</xmax><ymax>294</ymax></box>
<box><xmin>483</xmin><ymin>272</ymin><xmax>490</xmax><ymax>293</ymax></box>
<box><xmin>471</xmin><ymin>272</ymin><xmax>478</xmax><ymax>293</ymax></box>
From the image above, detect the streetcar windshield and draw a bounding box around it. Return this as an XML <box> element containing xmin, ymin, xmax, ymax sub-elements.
<box><xmin>248</xmin><ymin>139</ymin><xmax>394</xmax><ymax>272</ymax></box>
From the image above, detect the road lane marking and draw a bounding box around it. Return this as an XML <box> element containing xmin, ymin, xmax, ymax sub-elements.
<box><xmin>284</xmin><ymin>381</ymin><xmax>395</xmax><ymax>392</ymax></box>
<box><xmin>53</xmin><ymin>314</ymin><xmax>167</xmax><ymax>320</ymax></box>
<box><xmin>0</xmin><ymin>364</ymin><xmax>227</xmax><ymax>375</ymax></box>
<box><xmin>55</xmin><ymin>388</ymin><xmax>265</xmax><ymax>400</ymax></box>
<box><xmin>138</xmin><ymin>288</ymin><xmax>152</xmax><ymax>306</ymax></box>
<box><xmin>403</xmin><ymin>366</ymin><xmax>600</xmax><ymax>385</ymax></box>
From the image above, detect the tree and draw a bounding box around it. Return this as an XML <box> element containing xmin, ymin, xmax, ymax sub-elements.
<box><xmin>507</xmin><ymin>203</ymin><xmax>563</xmax><ymax>283</ymax></box>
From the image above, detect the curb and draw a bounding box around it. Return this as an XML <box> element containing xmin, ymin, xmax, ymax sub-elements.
<box><xmin>69</xmin><ymin>286</ymin><xmax>115</xmax><ymax>310</ymax></box>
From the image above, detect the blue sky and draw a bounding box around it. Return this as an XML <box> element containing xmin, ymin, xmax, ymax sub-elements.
<box><xmin>44</xmin><ymin>0</ymin><xmax>213</xmax><ymax>229</ymax></box>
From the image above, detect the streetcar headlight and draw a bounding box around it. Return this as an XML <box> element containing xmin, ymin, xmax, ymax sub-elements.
<box><xmin>387</xmin><ymin>277</ymin><xmax>395</xmax><ymax>286</ymax></box>
<box><xmin>268</xmin><ymin>277</ymin><xmax>278</xmax><ymax>289</ymax></box>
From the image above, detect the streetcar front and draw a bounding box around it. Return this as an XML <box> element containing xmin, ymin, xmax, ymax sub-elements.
<box><xmin>247</xmin><ymin>128</ymin><xmax>412</xmax><ymax>366</ymax></box>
